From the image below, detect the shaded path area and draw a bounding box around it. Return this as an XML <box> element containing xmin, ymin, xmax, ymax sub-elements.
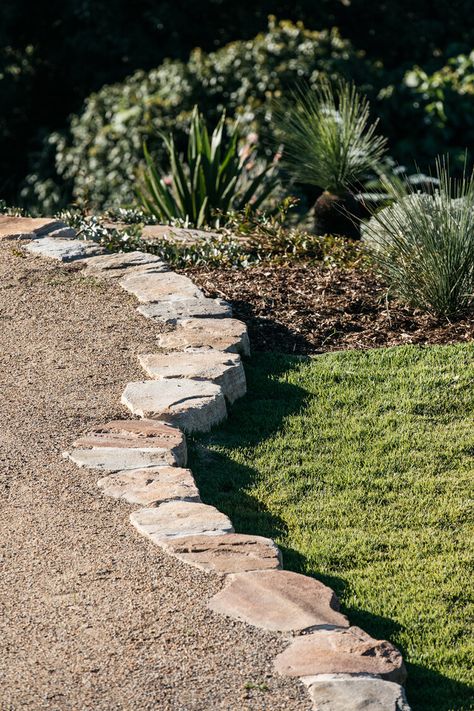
<box><xmin>0</xmin><ymin>244</ymin><xmax>308</xmax><ymax>710</ymax></box>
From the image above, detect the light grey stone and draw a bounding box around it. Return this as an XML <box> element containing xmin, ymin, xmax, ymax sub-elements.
<box><xmin>137</xmin><ymin>297</ymin><xmax>232</xmax><ymax>323</ymax></box>
<box><xmin>47</xmin><ymin>226</ymin><xmax>77</xmax><ymax>239</ymax></box>
<box><xmin>141</xmin><ymin>224</ymin><xmax>221</xmax><ymax>245</ymax></box>
<box><xmin>130</xmin><ymin>501</ymin><xmax>234</xmax><ymax>543</ymax></box>
<box><xmin>138</xmin><ymin>350</ymin><xmax>246</xmax><ymax>403</ymax></box>
<box><xmin>25</xmin><ymin>237</ymin><xmax>105</xmax><ymax>262</ymax></box>
<box><xmin>307</xmin><ymin>677</ymin><xmax>411</xmax><ymax>710</ymax></box>
<box><xmin>157</xmin><ymin>318</ymin><xmax>250</xmax><ymax>356</ymax></box>
<box><xmin>121</xmin><ymin>379</ymin><xmax>227</xmax><ymax>433</ymax></box>
<box><xmin>119</xmin><ymin>270</ymin><xmax>203</xmax><ymax>303</ymax></box>
<box><xmin>65</xmin><ymin>447</ymin><xmax>180</xmax><ymax>471</ymax></box>
<box><xmin>97</xmin><ymin>466</ymin><xmax>200</xmax><ymax>506</ymax></box>
<box><xmin>81</xmin><ymin>250</ymin><xmax>168</xmax><ymax>276</ymax></box>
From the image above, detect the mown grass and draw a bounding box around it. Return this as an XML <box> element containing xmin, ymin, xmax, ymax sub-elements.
<box><xmin>189</xmin><ymin>344</ymin><xmax>474</xmax><ymax>711</ymax></box>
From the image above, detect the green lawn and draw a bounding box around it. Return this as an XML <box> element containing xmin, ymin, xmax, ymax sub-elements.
<box><xmin>189</xmin><ymin>344</ymin><xmax>474</xmax><ymax>711</ymax></box>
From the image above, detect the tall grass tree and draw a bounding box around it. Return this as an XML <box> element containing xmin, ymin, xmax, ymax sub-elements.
<box><xmin>274</xmin><ymin>80</ymin><xmax>387</xmax><ymax>238</ymax></box>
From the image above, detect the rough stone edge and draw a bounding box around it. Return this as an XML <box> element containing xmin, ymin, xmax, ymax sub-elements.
<box><xmin>26</xmin><ymin>229</ymin><xmax>410</xmax><ymax>710</ymax></box>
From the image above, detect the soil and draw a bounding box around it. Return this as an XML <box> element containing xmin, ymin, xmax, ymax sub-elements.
<box><xmin>0</xmin><ymin>243</ymin><xmax>308</xmax><ymax>711</ymax></box>
<box><xmin>186</xmin><ymin>264</ymin><xmax>474</xmax><ymax>355</ymax></box>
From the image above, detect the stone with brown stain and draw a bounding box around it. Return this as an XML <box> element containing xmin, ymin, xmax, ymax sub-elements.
<box><xmin>274</xmin><ymin>627</ymin><xmax>407</xmax><ymax>684</ymax></box>
<box><xmin>208</xmin><ymin>569</ymin><xmax>348</xmax><ymax>633</ymax></box>
<box><xmin>157</xmin><ymin>318</ymin><xmax>250</xmax><ymax>356</ymax></box>
<box><xmin>97</xmin><ymin>466</ymin><xmax>199</xmax><ymax>505</ymax></box>
<box><xmin>81</xmin><ymin>250</ymin><xmax>168</xmax><ymax>276</ymax></box>
<box><xmin>65</xmin><ymin>419</ymin><xmax>187</xmax><ymax>469</ymax></box>
<box><xmin>163</xmin><ymin>533</ymin><xmax>282</xmax><ymax>574</ymax></box>
<box><xmin>0</xmin><ymin>216</ymin><xmax>68</xmax><ymax>240</ymax></box>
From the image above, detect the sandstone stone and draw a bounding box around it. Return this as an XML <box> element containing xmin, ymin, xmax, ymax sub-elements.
<box><xmin>97</xmin><ymin>466</ymin><xmax>200</xmax><ymax>506</ymax></box>
<box><xmin>274</xmin><ymin>627</ymin><xmax>406</xmax><ymax>683</ymax></box>
<box><xmin>121</xmin><ymin>379</ymin><xmax>227</xmax><ymax>433</ymax></box>
<box><xmin>307</xmin><ymin>677</ymin><xmax>411</xmax><ymax>711</ymax></box>
<box><xmin>0</xmin><ymin>216</ymin><xmax>67</xmax><ymax>240</ymax></box>
<box><xmin>130</xmin><ymin>501</ymin><xmax>234</xmax><ymax>543</ymax></box>
<box><xmin>65</xmin><ymin>419</ymin><xmax>187</xmax><ymax>469</ymax></box>
<box><xmin>141</xmin><ymin>225</ymin><xmax>221</xmax><ymax>245</ymax></box>
<box><xmin>163</xmin><ymin>533</ymin><xmax>282</xmax><ymax>574</ymax></box>
<box><xmin>208</xmin><ymin>569</ymin><xmax>348</xmax><ymax>633</ymax></box>
<box><xmin>25</xmin><ymin>237</ymin><xmax>105</xmax><ymax>262</ymax></box>
<box><xmin>137</xmin><ymin>297</ymin><xmax>232</xmax><ymax>323</ymax></box>
<box><xmin>47</xmin><ymin>226</ymin><xmax>77</xmax><ymax>239</ymax></box>
<box><xmin>81</xmin><ymin>250</ymin><xmax>168</xmax><ymax>276</ymax></box>
<box><xmin>119</xmin><ymin>270</ymin><xmax>203</xmax><ymax>303</ymax></box>
<box><xmin>138</xmin><ymin>351</ymin><xmax>246</xmax><ymax>403</ymax></box>
<box><xmin>157</xmin><ymin>318</ymin><xmax>250</xmax><ymax>356</ymax></box>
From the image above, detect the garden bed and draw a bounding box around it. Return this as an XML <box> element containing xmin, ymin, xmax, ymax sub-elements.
<box><xmin>187</xmin><ymin>263</ymin><xmax>474</xmax><ymax>355</ymax></box>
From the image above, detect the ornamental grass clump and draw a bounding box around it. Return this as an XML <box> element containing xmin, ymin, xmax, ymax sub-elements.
<box><xmin>136</xmin><ymin>106</ymin><xmax>276</xmax><ymax>228</ymax></box>
<box><xmin>364</xmin><ymin>159</ymin><xmax>474</xmax><ymax>317</ymax></box>
<box><xmin>273</xmin><ymin>80</ymin><xmax>387</xmax><ymax>238</ymax></box>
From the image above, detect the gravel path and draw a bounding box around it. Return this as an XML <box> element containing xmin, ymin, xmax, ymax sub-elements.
<box><xmin>0</xmin><ymin>244</ymin><xmax>308</xmax><ymax>711</ymax></box>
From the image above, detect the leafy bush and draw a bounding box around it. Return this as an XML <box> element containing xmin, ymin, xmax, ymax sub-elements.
<box><xmin>273</xmin><ymin>80</ymin><xmax>387</xmax><ymax>194</ymax></box>
<box><xmin>28</xmin><ymin>20</ymin><xmax>372</xmax><ymax>211</ymax></box>
<box><xmin>137</xmin><ymin>106</ymin><xmax>276</xmax><ymax>227</ymax></box>
<box><xmin>364</xmin><ymin>160</ymin><xmax>474</xmax><ymax>317</ymax></box>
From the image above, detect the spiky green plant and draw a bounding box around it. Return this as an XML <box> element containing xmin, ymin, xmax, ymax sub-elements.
<box><xmin>136</xmin><ymin>106</ymin><xmax>276</xmax><ymax>228</ymax></box>
<box><xmin>273</xmin><ymin>81</ymin><xmax>387</xmax><ymax>194</ymax></box>
<box><xmin>364</xmin><ymin>158</ymin><xmax>474</xmax><ymax>317</ymax></box>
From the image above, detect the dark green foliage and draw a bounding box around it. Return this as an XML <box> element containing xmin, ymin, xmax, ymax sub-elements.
<box><xmin>137</xmin><ymin>106</ymin><xmax>276</xmax><ymax>227</ymax></box>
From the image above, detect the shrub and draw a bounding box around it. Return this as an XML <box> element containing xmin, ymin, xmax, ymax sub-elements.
<box><xmin>27</xmin><ymin>20</ymin><xmax>372</xmax><ymax>211</ymax></box>
<box><xmin>364</xmin><ymin>160</ymin><xmax>474</xmax><ymax>317</ymax></box>
<box><xmin>137</xmin><ymin>106</ymin><xmax>276</xmax><ymax>227</ymax></box>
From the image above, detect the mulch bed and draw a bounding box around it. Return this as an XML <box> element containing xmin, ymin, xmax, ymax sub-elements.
<box><xmin>185</xmin><ymin>264</ymin><xmax>474</xmax><ymax>354</ymax></box>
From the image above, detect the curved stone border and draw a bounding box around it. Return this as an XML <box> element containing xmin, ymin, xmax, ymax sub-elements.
<box><xmin>5</xmin><ymin>217</ymin><xmax>411</xmax><ymax>711</ymax></box>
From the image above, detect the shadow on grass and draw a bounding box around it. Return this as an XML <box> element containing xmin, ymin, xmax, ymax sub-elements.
<box><xmin>188</xmin><ymin>352</ymin><xmax>473</xmax><ymax>711</ymax></box>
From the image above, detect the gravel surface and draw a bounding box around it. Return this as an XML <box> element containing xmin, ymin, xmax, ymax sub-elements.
<box><xmin>0</xmin><ymin>244</ymin><xmax>308</xmax><ymax>711</ymax></box>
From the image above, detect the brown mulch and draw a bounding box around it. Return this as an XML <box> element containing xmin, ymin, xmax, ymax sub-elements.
<box><xmin>186</xmin><ymin>264</ymin><xmax>474</xmax><ymax>354</ymax></box>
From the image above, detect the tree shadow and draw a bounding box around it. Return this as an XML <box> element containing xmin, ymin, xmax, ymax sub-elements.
<box><xmin>188</xmin><ymin>352</ymin><xmax>473</xmax><ymax>711</ymax></box>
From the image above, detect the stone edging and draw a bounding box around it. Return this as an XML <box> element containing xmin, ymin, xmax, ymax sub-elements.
<box><xmin>2</xmin><ymin>216</ymin><xmax>412</xmax><ymax>711</ymax></box>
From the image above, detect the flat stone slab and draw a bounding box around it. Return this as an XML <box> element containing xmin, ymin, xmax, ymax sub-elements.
<box><xmin>119</xmin><ymin>270</ymin><xmax>204</xmax><ymax>303</ymax></box>
<box><xmin>65</xmin><ymin>419</ymin><xmax>187</xmax><ymax>469</ymax></box>
<box><xmin>121</xmin><ymin>379</ymin><xmax>227</xmax><ymax>433</ymax></box>
<box><xmin>137</xmin><ymin>297</ymin><xmax>232</xmax><ymax>323</ymax></box>
<box><xmin>130</xmin><ymin>501</ymin><xmax>234</xmax><ymax>543</ymax></box>
<box><xmin>274</xmin><ymin>627</ymin><xmax>406</xmax><ymax>683</ymax></box>
<box><xmin>81</xmin><ymin>250</ymin><xmax>168</xmax><ymax>277</ymax></box>
<box><xmin>307</xmin><ymin>676</ymin><xmax>411</xmax><ymax>711</ymax></box>
<box><xmin>141</xmin><ymin>225</ymin><xmax>221</xmax><ymax>245</ymax></box>
<box><xmin>0</xmin><ymin>216</ymin><xmax>68</xmax><ymax>240</ymax></box>
<box><xmin>163</xmin><ymin>533</ymin><xmax>282</xmax><ymax>574</ymax></box>
<box><xmin>208</xmin><ymin>569</ymin><xmax>348</xmax><ymax>633</ymax></box>
<box><xmin>25</xmin><ymin>237</ymin><xmax>105</xmax><ymax>262</ymax></box>
<box><xmin>97</xmin><ymin>466</ymin><xmax>200</xmax><ymax>506</ymax></box>
<box><xmin>157</xmin><ymin>318</ymin><xmax>250</xmax><ymax>356</ymax></box>
<box><xmin>138</xmin><ymin>351</ymin><xmax>246</xmax><ymax>403</ymax></box>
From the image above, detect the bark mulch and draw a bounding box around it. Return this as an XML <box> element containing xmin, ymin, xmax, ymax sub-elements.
<box><xmin>186</xmin><ymin>264</ymin><xmax>474</xmax><ymax>355</ymax></box>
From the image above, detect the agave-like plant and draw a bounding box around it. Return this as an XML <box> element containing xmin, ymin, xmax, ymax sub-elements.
<box><xmin>137</xmin><ymin>106</ymin><xmax>276</xmax><ymax>228</ymax></box>
<box><xmin>364</xmin><ymin>158</ymin><xmax>474</xmax><ymax>317</ymax></box>
<box><xmin>273</xmin><ymin>80</ymin><xmax>387</xmax><ymax>238</ymax></box>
